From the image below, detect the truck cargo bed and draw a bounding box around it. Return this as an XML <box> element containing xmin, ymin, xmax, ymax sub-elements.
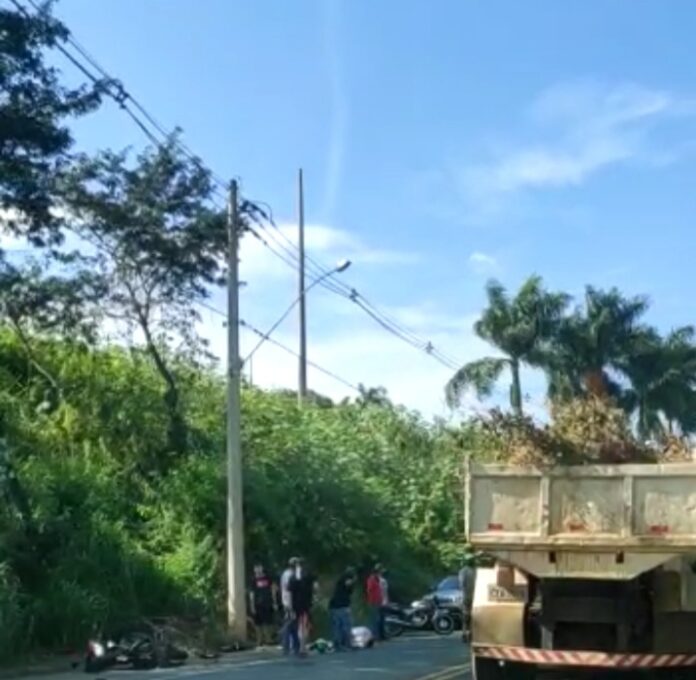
<box><xmin>466</xmin><ymin>462</ymin><xmax>696</xmax><ymax>553</ymax></box>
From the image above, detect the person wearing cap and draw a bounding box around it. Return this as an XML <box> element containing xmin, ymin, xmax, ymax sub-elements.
<box><xmin>280</xmin><ymin>557</ymin><xmax>300</xmax><ymax>655</ymax></box>
<box><xmin>329</xmin><ymin>566</ymin><xmax>357</xmax><ymax>651</ymax></box>
<box><xmin>249</xmin><ymin>562</ymin><xmax>276</xmax><ymax>647</ymax></box>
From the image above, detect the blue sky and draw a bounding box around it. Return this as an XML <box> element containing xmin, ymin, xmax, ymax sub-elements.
<box><xmin>18</xmin><ymin>0</ymin><xmax>696</xmax><ymax>417</ymax></box>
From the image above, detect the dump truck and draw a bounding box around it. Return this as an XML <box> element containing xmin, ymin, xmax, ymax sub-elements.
<box><xmin>465</xmin><ymin>461</ymin><xmax>696</xmax><ymax>678</ymax></box>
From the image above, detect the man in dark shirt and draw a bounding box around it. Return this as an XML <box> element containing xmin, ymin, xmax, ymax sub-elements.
<box><xmin>288</xmin><ymin>559</ymin><xmax>316</xmax><ymax>656</ymax></box>
<box><xmin>249</xmin><ymin>563</ymin><xmax>276</xmax><ymax>646</ymax></box>
<box><xmin>329</xmin><ymin>566</ymin><xmax>356</xmax><ymax>651</ymax></box>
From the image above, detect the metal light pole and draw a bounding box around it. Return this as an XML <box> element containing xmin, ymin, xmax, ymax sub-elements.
<box><xmin>297</xmin><ymin>260</ymin><xmax>351</xmax><ymax>403</ymax></box>
<box><xmin>298</xmin><ymin>168</ymin><xmax>307</xmax><ymax>404</ymax></box>
<box><xmin>226</xmin><ymin>179</ymin><xmax>247</xmax><ymax>638</ymax></box>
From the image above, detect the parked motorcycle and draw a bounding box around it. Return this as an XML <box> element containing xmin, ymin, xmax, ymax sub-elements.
<box><xmin>383</xmin><ymin>601</ymin><xmax>436</xmax><ymax>638</ymax></box>
<box><xmin>430</xmin><ymin>602</ymin><xmax>463</xmax><ymax>636</ymax></box>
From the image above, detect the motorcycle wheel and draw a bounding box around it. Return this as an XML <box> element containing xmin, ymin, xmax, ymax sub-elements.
<box><xmin>433</xmin><ymin>613</ymin><xmax>455</xmax><ymax>636</ymax></box>
<box><xmin>384</xmin><ymin>620</ymin><xmax>405</xmax><ymax>638</ymax></box>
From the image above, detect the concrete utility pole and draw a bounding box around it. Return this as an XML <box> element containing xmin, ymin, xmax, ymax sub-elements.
<box><xmin>226</xmin><ymin>179</ymin><xmax>247</xmax><ymax>638</ymax></box>
<box><xmin>298</xmin><ymin>168</ymin><xmax>307</xmax><ymax>404</ymax></box>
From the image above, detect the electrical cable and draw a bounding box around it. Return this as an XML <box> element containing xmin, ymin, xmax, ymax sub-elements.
<box><xmin>12</xmin><ymin>0</ymin><xmax>465</xmax><ymax>375</ymax></box>
<box><xmin>198</xmin><ymin>301</ymin><xmax>359</xmax><ymax>392</ymax></box>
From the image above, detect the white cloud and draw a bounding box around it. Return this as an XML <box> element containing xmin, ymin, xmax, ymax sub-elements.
<box><xmin>453</xmin><ymin>80</ymin><xmax>688</xmax><ymax>214</ymax></box>
<box><xmin>468</xmin><ymin>251</ymin><xmax>499</xmax><ymax>274</ymax></box>
<box><xmin>530</xmin><ymin>81</ymin><xmax>672</xmax><ymax>130</ymax></box>
<box><xmin>240</xmin><ymin>222</ymin><xmax>417</xmax><ymax>283</ymax></box>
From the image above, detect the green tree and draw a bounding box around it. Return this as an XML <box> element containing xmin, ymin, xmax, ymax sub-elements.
<box><xmin>0</xmin><ymin>2</ymin><xmax>100</xmax><ymax>246</ymax></box>
<box><xmin>545</xmin><ymin>286</ymin><xmax>650</xmax><ymax>399</ymax></box>
<box><xmin>446</xmin><ymin>276</ymin><xmax>569</xmax><ymax>415</ymax></box>
<box><xmin>61</xmin><ymin>136</ymin><xmax>225</xmax><ymax>460</ymax></box>
<box><xmin>620</xmin><ymin>326</ymin><xmax>696</xmax><ymax>438</ymax></box>
<box><xmin>0</xmin><ymin>258</ymin><xmax>104</xmax><ymax>407</ymax></box>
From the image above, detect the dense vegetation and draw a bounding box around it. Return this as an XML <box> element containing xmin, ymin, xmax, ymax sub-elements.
<box><xmin>0</xmin><ymin>332</ymin><xmax>468</xmax><ymax>659</ymax></box>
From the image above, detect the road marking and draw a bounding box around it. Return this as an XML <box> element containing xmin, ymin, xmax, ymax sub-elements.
<box><xmin>413</xmin><ymin>663</ymin><xmax>471</xmax><ymax>680</ymax></box>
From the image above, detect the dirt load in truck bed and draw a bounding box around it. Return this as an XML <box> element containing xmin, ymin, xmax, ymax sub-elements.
<box><xmin>478</xmin><ymin>397</ymin><xmax>692</xmax><ymax>466</ymax></box>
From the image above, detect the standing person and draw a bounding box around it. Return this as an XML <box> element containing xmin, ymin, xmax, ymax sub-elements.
<box><xmin>280</xmin><ymin>557</ymin><xmax>300</xmax><ymax>655</ymax></box>
<box><xmin>329</xmin><ymin>566</ymin><xmax>356</xmax><ymax>651</ymax></box>
<box><xmin>288</xmin><ymin>558</ymin><xmax>316</xmax><ymax>657</ymax></box>
<box><xmin>249</xmin><ymin>563</ymin><xmax>276</xmax><ymax>647</ymax></box>
<box><xmin>366</xmin><ymin>563</ymin><xmax>385</xmax><ymax>641</ymax></box>
<box><xmin>459</xmin><ymin>550</ymin><xmax>477</xmax><ymax>641</ymax></box>
<box><xmin>379</xmin><ymin>568</ymin><xmax>389</xmax><ymax>607</ymax></box>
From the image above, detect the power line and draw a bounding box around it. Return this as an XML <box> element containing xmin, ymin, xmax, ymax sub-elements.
<box><xmin>16</xmin><ymin>0</ymin><xmax>464</xmax><ymax>374</ymax></box>
<box><xmin>240</xmin><ymin>320</ymin><xmax>359</xmax><ymax>393</ymax></box>
<box><xmin>198</xmin><ymin>301</ymin><xmax>359</xmax><ymax>392</ymax></box>
<box><xmin>246</xmin><ymin>214</ymin><xmax>462</xmax><ymax>369</ymax></box>
<box><xmin>242</xmin><ymin>297</ymin><xmax>297</xmax><ymax>364</ymax></box>
<box><xmin>249</xmin><ymin>217</ymin><xmax>462</xmax><ymax>370</ymax></box>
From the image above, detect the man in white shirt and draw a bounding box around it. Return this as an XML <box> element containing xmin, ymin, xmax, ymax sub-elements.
<box><xmin>280</xmin><ymin>557</ymin><xmax>299</xmax><ymax>654</ymax></box>
<box><xmin>379</xmin><ymin>570</ymin><xmax>389</xmax><ymax>606</ymax></box>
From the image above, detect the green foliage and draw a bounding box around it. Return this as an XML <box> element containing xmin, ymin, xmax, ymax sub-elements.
<box><xmin>60</xmin><ymin>135</ymin><xmax>228</xmax><ymax>459</ymax></box>
<box><xmin>0</xmin><ymin>330</ymin><xmax>470</xmax><ymax>662</ymax></box>
<box><xmin>619</xmin><ymin>326</ymin><xmax>696</xmax><ymax>438</ymax></box>
<box><xmin>0</xmin><ymin>2</ymin><xmax>100</xmax><ymax>245</ymax></box>
<box><xmin>447</xmin><ymin>276</ymin><xmax>569</xmax><ymax>415</ymax></box>
<box><xmin>546</xmin><ymin>286</ymin><xmax>651</xmax><ymax>399</ymax></box>
<box><xmin>452</xmin><ymin>278</ymin><xmax>696</xmax><ymax>440</ymax></box>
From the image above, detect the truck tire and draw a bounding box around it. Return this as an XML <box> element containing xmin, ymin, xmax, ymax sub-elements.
<box><xmin>472</xmin><ymin>656</ymin><xmax>503</xmax><ymax>680</ymax></box>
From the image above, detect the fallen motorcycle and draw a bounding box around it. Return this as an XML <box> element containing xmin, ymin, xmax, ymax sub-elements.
<box><xmin>84</xmin><ymin>625</ymin><xmax>188</xmax><ymax>673</ymax></box>
<box><xmin>84</xmin><ymin>632</ymin><xmax>156</xmax><ymax>673</ymax></box>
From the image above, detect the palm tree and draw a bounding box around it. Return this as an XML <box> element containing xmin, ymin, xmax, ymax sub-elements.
<box><xmin>620</xmin><ymin>326</ymin><xmax>696</xmax><ymax>439</ymax></box>
<box><xmin>446</xmin><ymin>276</ymin><xmax>569</xmax><ymax>415</ymax></box>
<box><xmin>543</xmin><ymin>286</ymin><xmax>650</xmax><ymax>400</ymax></box>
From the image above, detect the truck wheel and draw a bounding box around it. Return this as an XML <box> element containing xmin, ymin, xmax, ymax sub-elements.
<box><xmin>472</xmin><ymin>656</ymin><xmax>504</xmax><ymax>680</ymax></box>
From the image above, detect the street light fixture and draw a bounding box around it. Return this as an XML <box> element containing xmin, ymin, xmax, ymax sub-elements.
<box><xmin>242</xmin><ymin>258</ymin><xmax>351</xmax><ymax>365</ymax></box>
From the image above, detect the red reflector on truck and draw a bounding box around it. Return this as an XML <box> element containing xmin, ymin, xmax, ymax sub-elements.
<box><xmin>488</xmin><ymin>523</ymin><xmax>503</xmax><ymax>531</ymax></box>
<box><xmin>649</xmin><ymin>524</ymin><xmax>669</xmax><ymax>535</ymax></box>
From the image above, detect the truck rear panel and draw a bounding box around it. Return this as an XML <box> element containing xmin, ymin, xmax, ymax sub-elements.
<box><xmin>466</xmin><ymin>462</ymin><xmax>696</xmax><ymax>555</ymax></box>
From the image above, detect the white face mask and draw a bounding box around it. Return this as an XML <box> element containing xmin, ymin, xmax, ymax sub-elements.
<box><xmin>295</xmin><ymin>566</ymin><xmax>303</xmax><ymax>578</ymax></box>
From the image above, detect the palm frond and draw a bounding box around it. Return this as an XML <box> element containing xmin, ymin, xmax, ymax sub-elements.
<box><xmin>445</xmin><ymin>357</ymin><xmax>509</xmax><ymax>408</ymax></box>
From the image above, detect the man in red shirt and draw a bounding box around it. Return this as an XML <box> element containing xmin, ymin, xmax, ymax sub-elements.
<box><xmin>366</xmin><ymin>563</ymin><xmax>385</xmax><ymax>641</ymax></box>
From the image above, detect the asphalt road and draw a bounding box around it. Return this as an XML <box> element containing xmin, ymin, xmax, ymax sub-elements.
<box><xmin>41</xmin><ymin>635</ymin><xmax>471</xmax><ymax>680</ymax></box>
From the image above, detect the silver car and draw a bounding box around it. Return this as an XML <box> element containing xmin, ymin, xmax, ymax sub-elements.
<box><xmin>418</xmin><ymin>575</ymin><xmax>463</xmax><ymax>608</ymax></box>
